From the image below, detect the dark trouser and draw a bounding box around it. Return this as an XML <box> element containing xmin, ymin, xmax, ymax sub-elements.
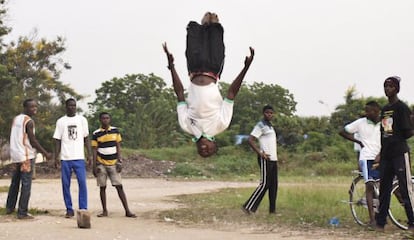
<box><xmin>376</xmin><ymin>152</ymin><xmax>414</xmax><ymax>227</ymax></box>
<box><xmin>243</xmin><ymin>158</ymin><xmax>278</xmax><ymax>213</ymax></box>
<box><xmin>186</xmin><ymin>21</ymin><xmax>225</xmax><ymax>77</ymax></box>
<box><xmin>6</xmin><ymin>159</ymin><xmax>34</xmax><ymax>216</ymax></box>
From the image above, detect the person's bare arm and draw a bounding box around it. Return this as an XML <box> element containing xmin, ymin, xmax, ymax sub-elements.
<box><xmin>226</xmin><ymin>47</ymin><xmax>254</xmax><ymax>100</ymax></box>
<box><xmin>26</xmin><ymin>120</ymin><xmax>52</xmax><ymax>159</ymax></box>
<box><xmin>248</xmin><ymin>135</ymin><xmax>269</xmax><ymax>160</ymax></box>
<box><xmin>338</xmin><ymin>129</ymin><xmax>364</xmax><ymax>148</ymax></box>
<box><xmin>92</xmin><ymin>146</ymin><xmax>98</xmax><ymax>177</ymax></box>
<box><xmin>84</xmin><ymin>136</ymin><xmax>92</xmax><ymax>168</ymax></box>
<box><xmin>163</xmin><ymin>42</ymin><xmax>185</xmax><ymax>102</ymax></box>
<box><xmin>54</xmin><ymin>139</ymin><xmax>61</xmax><ymax>168</ymax></box>
<box><xmin>116</xmin><ymin>142</ymin><xmax>122</xmax><ymax>163</ymax></box>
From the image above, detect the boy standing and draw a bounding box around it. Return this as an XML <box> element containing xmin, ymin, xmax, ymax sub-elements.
<box><xmin>6</xmin><ymin>99</ymin><xmax>52</xmax><ymax>219</ymax></box>
<box><xmin>339</xmin><ymin>101</ymin><xmax>381</xmax><ymax>226</ymax></box>
<box><xmin>243</xmin><ymin>105</ymin><xmax>278</xmax><ymax>214</ymax></box>
<box><xmin>376</xmin><ymin>76</ymin><xmax>414</xmax><ymax>230</ymax></box>
<box><xmin>53</xmin><ymin>98</ymin><xmax>92</xmax><ymax>218</ymax></box>
<box><xmin>92</xmin><ymin>112</ymin><xmax>136</xmax><ymax>218</ymax></box>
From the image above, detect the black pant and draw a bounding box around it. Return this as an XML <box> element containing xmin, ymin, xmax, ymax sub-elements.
<box><xmin>185</xmin><ymin>21</ymin><xmax>225</xmax><ymax>77</ymax></box>
<box><xmin>243</xmin><ymin>158</ymin><xmax>278</xmax><ymax>213</ymax></box>
<box><xmin>376</xmin><ymin>152</ymin><xmax>414</xmax><ymax>226</ymax></box>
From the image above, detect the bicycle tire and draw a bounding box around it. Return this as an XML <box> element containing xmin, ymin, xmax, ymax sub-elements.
<box><xmin>349</xmin><ymin>175</ymin><xmax>370</xmax><ymax>226</ymax></box>
<box><xmin>388</xmin><ymin>178</ymin><xmax>414</xmax><ymax>230</ymax></box>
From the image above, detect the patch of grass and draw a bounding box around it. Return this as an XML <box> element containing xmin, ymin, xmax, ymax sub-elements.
<box><xmin>130</xmin><ymin>146</ymin><xmax>357</xmax><ymax>179</ymax></box>
<box><xmin>0</xmin><ymin>186</ymin><xmax>8</xmax><ymax>193</ymax></box>
<box><xmin>158</xmin><ymin>177</ymin><xmax>403</xmax><ymax>237</ymax></box>
<box><xmin>0</xmin><ymin>207</ymin><xmax>49</xmax><ymax>216</ymax></box>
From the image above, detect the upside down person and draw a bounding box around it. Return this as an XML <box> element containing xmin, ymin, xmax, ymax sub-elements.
<box><xmin>163</xmin><ymin>12</ymin><xmax>254</xmax><ymax>157</ymax></box>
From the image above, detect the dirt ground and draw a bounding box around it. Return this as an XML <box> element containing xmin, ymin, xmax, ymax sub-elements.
<box><xmin>0</xmin><ymin>177</ymin><xmax>404</xmax><ymax>240</ymax></box>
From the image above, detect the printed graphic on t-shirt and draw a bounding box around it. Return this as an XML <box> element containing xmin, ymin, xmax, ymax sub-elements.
<box><xmin>68</xmin><ymin>125</ymin><xmax>78</xmax><ymax>140</ymax></box>
<box><xmin>382</xmin><ymin>110</ymin><xmax>394</xmax><ymax>137</ymax></box>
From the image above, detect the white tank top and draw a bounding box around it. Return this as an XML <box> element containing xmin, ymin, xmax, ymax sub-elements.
<box><xmin>9</xmin><ymin>114</ymin><xmax>36</xmax><ymax>163</ymax></box>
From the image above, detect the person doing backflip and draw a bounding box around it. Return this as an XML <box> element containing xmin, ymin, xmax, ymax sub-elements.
<box><xmin>163</xmin><ymin>12</ymin><xmax>254</xmax><ymax>157</ymax></box>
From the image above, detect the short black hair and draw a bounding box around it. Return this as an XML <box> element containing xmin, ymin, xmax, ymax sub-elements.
<box><xmin>23</xmin><ymin>99</ymin><xmax>35</xmax><ymax>108</ymax></box>
<box><xmin>99</xmin><ymin>112</ymin><xmax>111</xmax><ymax>119</ymax></box>
<box><xmin>262</xmin><ymin>105</ymin><xmax>274</xmax><ymax>113</ymax></box>
<box><xmin>365</xmin><ymin>101</ymin><xmax>381</xmax><ymax>109</ymax></box>
<box><xmin>65</xmin><ymin>98</ymin><xmax>76</xmax><ymax>106</ymax></box>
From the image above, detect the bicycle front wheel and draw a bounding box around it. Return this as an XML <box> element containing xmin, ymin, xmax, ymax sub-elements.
<box><xmin>389</xmin><ymin>182</ymin><xmax>410</xmax><ymax>230</ymax></box>
<box><xmin>349</xmin><ymin>175</ymin><xmax>369</xmax><ymax>226</ymax></box>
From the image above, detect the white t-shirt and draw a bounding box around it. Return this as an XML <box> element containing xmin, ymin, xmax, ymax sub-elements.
<box><xmin>344</xmin><ymin>117</ymin><xmax>381</xmax><ymax>160</ymax></box>
<box><xmin>250</xmin><ymin>120</ymin><xmax>278</xmax><ymax>161</ymax></box>
<box><xmin>53</xmin><ymin>115</ymin><xmax>89</xmax><ymax>161</ymax></box>
<box><xmin>9</xmin><ymin>114</ymin><xmax>36</xmax><ymax>163</ymax></box>
<box><xmin>177</xmin><ymin>82</ymin><xmax>234</xmax><ymax>140</ymax></box>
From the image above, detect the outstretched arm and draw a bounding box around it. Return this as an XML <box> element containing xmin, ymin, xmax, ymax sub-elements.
<box><xmin>226</xmin><ymin>47</ymin><xmax>254</xmax><ymax>100</ymax></box>
<box><xmin>163</xmin><ymin>42</ymin><xmax>185</xmax><ymax>102</ymax></box>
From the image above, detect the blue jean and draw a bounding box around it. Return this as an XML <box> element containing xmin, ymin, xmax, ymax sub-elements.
<box><xmin>6</xmin><ymin>159</ymin><xmax>34</xmax><ymax>216</ymax></box>
<box><xmin>61</xmin><ymin>160</ymin><xmax>88</xmax><ymax>213</ymax></box>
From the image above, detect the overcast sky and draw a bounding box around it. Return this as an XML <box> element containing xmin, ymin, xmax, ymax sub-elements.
<box><xmin>5</xmin><ymin>0</ymin><xmax>414</xmax><ymax>116</ymax></box>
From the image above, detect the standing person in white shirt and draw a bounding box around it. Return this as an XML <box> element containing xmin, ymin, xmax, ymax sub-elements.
<box><xmin>339</xmin><ymin>101</ymin><xmax>381</xmax><ymax>227</ymax></box>
<box><xmin>243</xmin><ymin>105</ymin><xmax>278</xmax><ymax>214</ymax></box>
<box><xmin>162</xmin><ymin>12</ymin><xmax>254</xmax><ymax>157</ymax></box>
<box><xmin>6</xmin><ymin>99</ymin><xmax>52</xmax><ymax>219</ymax></box>
<box><xmin>53</xmin><ymin>98</ymin><xmax>92</xmax><ymax>218</ymax></box>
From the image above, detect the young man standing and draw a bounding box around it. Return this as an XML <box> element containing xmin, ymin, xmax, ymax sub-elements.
<box><xmin>339</xmin><ymin>101</ymin><xmax>381</xmax><ymax>227</ymax></box>
<box><xmin>376</xmin><ymin>76</ymin><xmax>414</xmax><ymax>230</ymax></box>
<box><xmin>92</xmin><ymin>112</ymin><xmax>136</xmax><ymax>218</ymax></box>
<box><xmin>53</xmin><ymin>98</ymin><xmax>92</xmax><ymax>218</ymax></box>
<box><xmin>243</xmin><ymin>105</ymin><xmax>278</xmax><ymax>214</ymax></box>
<box><xmin>163</xmin><ymin>12</ymin><xmax>254</xmax><ymax>157</ymax></box>
<box><xmin>6</xmin><ymin>99</ymin><xmax>52</xmax><ymax>219</ymax></box>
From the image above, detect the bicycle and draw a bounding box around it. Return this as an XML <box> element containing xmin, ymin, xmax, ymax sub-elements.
<box><xmin>348</xmin><ymin>170</ymin><xmax>414</xmax><ymax>230</ymax></box>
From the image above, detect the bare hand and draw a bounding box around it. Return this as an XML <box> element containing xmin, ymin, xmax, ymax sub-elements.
<box><xmin>116</xmin><ymin>162</ymin><xmax>123</xmax><ymax>173</ymax></box>
<box><xmin>86</xmin><ymin>155</ymin><xmax>92</xmax><ymax>169</ymax></box>
<box><xmin>162</xmin><ymin>42</ymin><xmax>174</xmax><ymax>69</ymax></box>
<box><xmin>44</xmin><ymin>152</ymin><xmax>53</xmax><ymax>161</ymax></box>
<box><xmin>93</xmin><ymin>167</ymin><xmax>97</xmax><ymax>177</ymax></box>
<box><xmin>54</xmin><ymin>158</ymin><xmax>60</xmax><ymax>169</ymax></box>
<box><xmin>244</xmin><ymin>47</ymin><xmax>254</xmax><ymax>67</ymax></box>
<box><xmin>260</xmin><ymin>151</ymin><xmax>270</xmax><ymax>161</ymax></box>
<box><xmin>374</xmin><ymin>154</ymin><xmax>380</xmax><ymax>164</ymax></box>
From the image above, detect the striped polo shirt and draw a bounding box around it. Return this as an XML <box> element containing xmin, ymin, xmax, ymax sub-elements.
<box><xmin>91</xmin><ymin>126</ymin><xmax>122</xmax><ymax>166</ymax></box>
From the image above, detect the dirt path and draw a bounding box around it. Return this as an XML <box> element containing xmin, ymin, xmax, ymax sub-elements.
<box><xmin>0</xmin><ymin>178</ymin><xmax>390</xmax><ymax>240</ymax></box>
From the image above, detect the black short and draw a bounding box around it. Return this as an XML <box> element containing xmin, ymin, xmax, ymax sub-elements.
<box><xmin>185</xmin><ymin>21</ymin><xmax>225</xmax><ymax>77</ymax></box>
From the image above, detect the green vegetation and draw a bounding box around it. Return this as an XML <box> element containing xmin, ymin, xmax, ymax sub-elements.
<box><xmin>158</xmin><ymin>178</ymin><xmax>403</xmax><ymax>236</ymax></box>
<box><xmin>0</xmin><ymin>186</ymin><xmax>8</xmax><ymax>193</ymax></box>
<box><xmin>0</xmin><ymin>207</ymin><xmax>49</xmax><ymax>216</ymax></box>
<box><xmin>138</xmin><ymin>145</ymin><xmax>356</xmax><ymax>180</ymax></box>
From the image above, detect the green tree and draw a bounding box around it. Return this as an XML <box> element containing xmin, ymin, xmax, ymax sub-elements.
<box><xmin>89</xmin><ymin>73</ymin><xmax>185</xmax><ymax>148</ymax></box>
<box><xmin>220</xmin><ymin>81</ymin><xmax>297</xmax><ymax>135</ymax></box>
<box><xmin>330</xmin><ymin>86</ymin><xmax>387</xmax><ymax>130</ymax></box>
<box><xmin>0</xmin><ymin>1</ymin><xmax>82</xmax><ymax>150</ymax></box>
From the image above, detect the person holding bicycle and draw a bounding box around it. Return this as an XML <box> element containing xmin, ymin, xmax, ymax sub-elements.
<box><xmin>376</xmin><ymin>76</ymin><xmax>414</xmax><ymax>231</ymax></box>
<box><xmin>340</xmin><ymin>101</ymin><xmax>381</xmax><ymax>227</ymax></box>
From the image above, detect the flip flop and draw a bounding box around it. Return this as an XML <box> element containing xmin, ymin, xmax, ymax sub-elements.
<box><xmin>97</xmin><ymin>213</ymin><xmax>108</xmax><ymax>217</ymax></box>
<box><xmin>126</xmin><ymin>213</ymin><xmax>137</xmax><ymax>218</ymax></box>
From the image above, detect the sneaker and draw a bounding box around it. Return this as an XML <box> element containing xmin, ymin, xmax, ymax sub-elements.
<box><xmin>65</xmin><ymin>211</ymin><xmax>75</xmax><ymax>218</ymax></box>
<box><xmin>210</xmin><ymin>13</ymin><xmax>219</xmax><ymax>24</ymax></box>
<box><xmin>241</xmin><ymin>206</ymin><xmax>253</xmax><ymax>215</ymax></box>
<box><xmin>201</xmin><ymin>12</ymin><xmax>211</xmax><ymax>25</ymax></box>
<box><xmin>375</xmin><ymin>224</ymin><xmax>385</xmax><ymax>232</ymax></box>
<box><xmin>17</xmin><ymin>213</ymin><xmax>34</xmax><ymax>220</ymax></box>
<box><xmin>6</xmin><ymin>208</ymin><xmax>15</xmax><ymax>215</ymax></box>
